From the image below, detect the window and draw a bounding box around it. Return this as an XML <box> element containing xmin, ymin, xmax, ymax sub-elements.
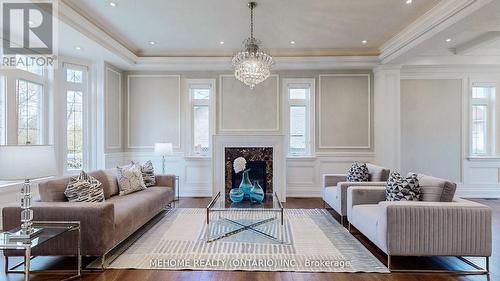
<box><xmin>63</xmin><ymin>64</ymin><xmax>88</xmax><ymax>171</ymax></box>
<box><xmin>471</xmin><ymin>83</ymin><xmax>496</xmax><ymax>156</ymax></box>
<box><xmin>285</xmin><ymin>79</ymin><xmax>314</xmax><ymax>156</ymax></box>
<box><xmin>0</xmin><ymin>76</ymin><xmax>5</xmax><ymax>145</ymax></box>
<box><xmin>67</xmin><ymin>90</ymin><xmax>83</xmax><ymax>170</ymax></box>
<box><xmin>17</xmin><ymin>79</ymin><xmax>43</xmax><ymax>145</ymax></box>
<box><xmin>188</xmin><ymin>81</ymin><xmax>214</xmax><ymax>156</ymax></box>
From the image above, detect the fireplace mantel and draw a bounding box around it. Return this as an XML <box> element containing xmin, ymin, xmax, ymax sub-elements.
<box><xmin>213</xmin><ymin>135</ymin><xmax>287</xmax><ymax>202</ymax></box>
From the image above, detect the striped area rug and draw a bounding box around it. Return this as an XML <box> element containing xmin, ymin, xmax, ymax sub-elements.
<box><xmin>98</xmin><ymin>208</ymin><xmax>388</xmax><ymax>272</ymax></box>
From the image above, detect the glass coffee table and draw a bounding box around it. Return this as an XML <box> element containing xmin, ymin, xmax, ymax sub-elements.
<box><xmin>0</xmin><ymin>221</ymin><xmax>81</xmax><ymax>281</ymax></box>
<box><xmin>206</xmin><ymin>191</ymin><xmax>285</xmax><ymax>243</ymax></box>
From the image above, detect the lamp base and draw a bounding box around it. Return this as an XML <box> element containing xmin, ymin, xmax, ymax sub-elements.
<box><xmin>8</xmin><ymin>227</ymin><xmax>43</xmax><ymax>241</ymax></box>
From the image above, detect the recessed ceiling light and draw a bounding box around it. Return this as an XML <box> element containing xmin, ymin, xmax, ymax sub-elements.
<box><xmin>446</xmin><ymin>38</ymin><xmax>452</xmax><ymax>42</ymax></box>
<box><xmin>362</xmin><ymin>40</ymin><xmax>368</xmax><ymax>44</ymax></box>
<box><xmin>219</xmin><ymin>41</ymin><xmax>224</xmax><ymax>45</ymax></box>
<box><xmin>406</xmin><ymin>0</ymin><xmax>413</xmax><ymax>4</ymax></box>
<box><xmin>290</xmin><ymin>41</ymin><xmax>296</xmax><ymax>45</ymax></box>
<box><xmin>109</xmin><ymin>2</ymin><xmax>117</xmax><ymax>7</ymax></box>
<box><xmin>75</xmin><ymin>46</ymin><xmax>82</xmax><ymax>51</ymax></box>
<box><xmin>149</xmin><ymin>41</ymin><xmax>156</xmax><ymax>45</ymax></box>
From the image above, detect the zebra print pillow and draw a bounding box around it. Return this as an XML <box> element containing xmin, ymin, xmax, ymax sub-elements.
<box><xmin>64</xmin><ymin>171</ymin><xmax>105</xmax><ymax>202</ymax></box>
<box><xmin>132</xmin><ymin>160</ymin><xmax>156</xmax><ymax>187</ymax></box>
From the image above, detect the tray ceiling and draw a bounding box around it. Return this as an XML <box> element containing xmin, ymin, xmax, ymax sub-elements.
<box><xmin>63</xmin><ymin>0</ymin><xmax>440</xmax><ymax>57</ymax></box>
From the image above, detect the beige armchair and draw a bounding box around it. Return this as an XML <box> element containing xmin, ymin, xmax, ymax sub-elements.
<box><xmin>322</xmin><ymin>163</ymin><xmax>390</xmax><ymax>224</ymax></box>
<box><xmin>346</xmin><ymin>175</ymin><xmax>492</xmax><ymax>273</ymax></box>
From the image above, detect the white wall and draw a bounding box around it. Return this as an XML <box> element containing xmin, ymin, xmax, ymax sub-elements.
<box><xmin>106</xmin><ymin>70</ymin><xmax>374</xmax><ymax>198</ymax></box>
<box><xmin>400</xmin><ymin>79</ymin><xmax>462</xmax><ymax>182</ymax></box>
<box><xmin>399</xmin><ymin>66</ymin><xmax>500</xmax><ymax>197</ymax></box>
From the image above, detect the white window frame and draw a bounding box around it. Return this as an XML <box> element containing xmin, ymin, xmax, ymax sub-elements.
<box><xmin>0</xmin><ymin>66</ymin><xmax>48</xmax><ymax>145</ymax></box>
<box><xmin>470</xmin><ymin>81</ymin><xmax>496</xmax><ymax>157</ymax></box>
<box><xmin>16</xmin><ymin>78</ymin><xmax>44</xmax><ymax>145</ymax></box>
<box><xmin>0</xmin><ymin>64</ymin><xmax>50</xmax><ymax>187</ymax></box>
<box><xmin>283</xmin><ymin>78</ymin><xmax>315</xmax><ymax>157</ymax></box>
<box><xmin>62</xmin><ymin>63</ymin><xmax>90</xmax><ymax>173</ymax></box>
<box><xmin>186</xmin><ymin>79</ymin><xmax>216</xmax><ymax>157</ymax></box>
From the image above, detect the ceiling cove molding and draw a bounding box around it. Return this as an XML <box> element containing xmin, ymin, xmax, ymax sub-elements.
<box><xmin>379</xmin><ymin>0</ymin><xmax>494</xmax><ymax>64</ymax></box>
<box><xmin>58</xmin><ymin>1</ymin><xmax>138</xmax><ymax>64</ymax></box>
<box><xmin>134</xmin><ymin>56</ymin><xmax>380</xmax><ymax>71</ymax></box>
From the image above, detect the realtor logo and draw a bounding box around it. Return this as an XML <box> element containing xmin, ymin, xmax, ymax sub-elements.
<box><xmin>1</xmin><ymin>0</ymin><xmax>57</xmax><ymax>68</ymax></box>
<box><xmin>2</xmin><ymin>1</ymin><xmax>53</xmax><ymax>54</ymax></box>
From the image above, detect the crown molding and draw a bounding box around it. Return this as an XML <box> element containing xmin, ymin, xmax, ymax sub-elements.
<box><xmin>379</xmin><ymin>0</ymin><xmax>494</xmax><ymax>64</ymax></box>
<box><xmin>132</xmin><ymin>56</ymin><xmax>380</xmax><ymax>71</ymax></box>
<box><xmin>58</xmin><ymin>0</ymin><xmax>138</xmax><ymax>64</ymax></box>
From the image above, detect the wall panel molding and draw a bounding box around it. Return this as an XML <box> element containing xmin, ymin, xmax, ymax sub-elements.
<box><xmin>127</xmin><ymin>75</ymin><xmax>181</xmax><ymax>149</ymax></box>
<box><xmin>218</xmin><ymin>75</ymin><xmax>280</xmax><ymax>133</ymax></box>
<box><xmin>318</xmin><ymin>74</ymin><xmax>371</xmax><ymax>149</ymax></box>
<box><xmin>105</xmin><ymin>67</ymin><xmax>122</xmax><ymax>149</ymax></box>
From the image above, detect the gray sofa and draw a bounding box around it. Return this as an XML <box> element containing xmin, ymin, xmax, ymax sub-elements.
<box><xmin>2</xmin><ymin>169</ymin><xmax>176</xmax><ymax>267</ymax></box>
<box><xmin>322</xmin><ymin>163</ymin><xmax>390</xmax><ymax>223</ymax></box>
<box><xmin>347</xmin><ymin>174</ymin><xmax>492</xmax><ymax>271</ymax></box>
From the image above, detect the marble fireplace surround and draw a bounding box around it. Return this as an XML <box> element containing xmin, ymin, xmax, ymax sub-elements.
<box><xmin>213</xmin><ymin>135</ymin><xmax>287</xmax><ymax>202</ymax></box>
<box><xmin>224</xmin><ymin>147</ymin><xmax>273</xmax><ymax>196</ymax></box>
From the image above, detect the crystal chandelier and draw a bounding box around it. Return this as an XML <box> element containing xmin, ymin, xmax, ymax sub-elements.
<box><xmin>232</xmin><ymin>2</ymin><xmax>273</xmax><ymax>89</ymax></box>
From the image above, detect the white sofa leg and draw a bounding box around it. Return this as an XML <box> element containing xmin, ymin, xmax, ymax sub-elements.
<box><xmin>387</xmin><ymin>255</ymin><xmax>391</xmax><ymax>270</ymax></box>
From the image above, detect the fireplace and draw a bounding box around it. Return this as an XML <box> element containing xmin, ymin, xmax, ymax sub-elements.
<box><xmin>225</xmin><ymin>147</ymin><xmax>273</xmax><ymax>196</ymax></box>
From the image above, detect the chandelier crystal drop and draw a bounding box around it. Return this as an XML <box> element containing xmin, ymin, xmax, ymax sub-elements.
<box><xmin>232</xmin><ymin>2</ymin><xmax>273</xmax><ymax>89</ymax></box>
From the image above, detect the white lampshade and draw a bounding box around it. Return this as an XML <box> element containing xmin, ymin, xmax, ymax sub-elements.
<box><xmin>154</xmin><ymin>143</ymin><xmax>173</xmax><ymax>156</ymax></box>
<box><xmin>0</xmin><ymin>145</ymin><xmax>57</xmax><ymax>180</ymax></box>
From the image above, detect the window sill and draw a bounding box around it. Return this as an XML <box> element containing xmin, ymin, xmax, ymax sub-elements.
<box><xmin>467</xmin><ymin>156</ymin><xmax>500</xmax><ymax>162</ymax></box>
<box><xmin>185</xmin><ymin>155</ymin><xmax>211</xmax><ymax>160</ymax></box>
<box><xmin>286</xmin><ymin>156</ymin><xmax>316</xmax><ymax>161</ymax></box>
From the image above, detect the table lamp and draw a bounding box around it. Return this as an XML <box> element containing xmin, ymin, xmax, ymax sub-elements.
<box><xmin>0</xmin><ymin>145</ymin><xmax>57</xmax><ymax>239</ymax></box>
<box><xmin>154</xmin><ymin>143</ymin><xmax>173</xmax><ymax>174</ymax></box>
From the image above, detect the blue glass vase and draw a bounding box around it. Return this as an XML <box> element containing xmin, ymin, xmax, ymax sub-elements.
<box><xmin>229</xmin><ymin>188</ymin><xmax>244</xmax><ymax>203</ymax></box>
<box><xmin>239</xmin><ymin>169</ymin><xmax>252</xmax><ymax>199</ymax></box>
<box><xmin>250</xmin><ymin>181</ymin><xmax>265</xmax><ymax>202</ymax></box>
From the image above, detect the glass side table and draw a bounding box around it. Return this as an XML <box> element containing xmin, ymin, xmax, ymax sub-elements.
<box><xmin>1</xmin><ymin>221</ymin><xmax>81</xmax><ymax>281</ymax></box>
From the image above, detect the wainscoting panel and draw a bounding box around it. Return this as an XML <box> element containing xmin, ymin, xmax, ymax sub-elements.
<box><xmin>286</xmin><ymin>154</ymin><xmax>376</xmax><ymax>197</ymax></box>
<box><xmin>458</xmin><ymin>158</ymin><xmax>500</xmax><ymax>197</ymax></box>
<box><xmin>105</xmin><ymin>153</ymin><xmax>212</xmax><ymax>197</ymax></box>
<box><xmin>106</xmin><ymin>152</ymin><xmax>377</xmax><ymax>199</ymax></box>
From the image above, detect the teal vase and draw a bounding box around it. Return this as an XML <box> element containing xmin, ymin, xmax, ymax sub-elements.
<box><xmin>229</xmin><ymin>188</ymin><xmax>244</xmax><ymax>203</ymax></box>
<box><xmin>239</xmin><ymin>169</ymin><xmax>252</xmax><ymax>199</ymax></box>
<box><xmin>250</xmin><ymin>181</ymin><xmax>265</xmax><ymax>202</ymax></box>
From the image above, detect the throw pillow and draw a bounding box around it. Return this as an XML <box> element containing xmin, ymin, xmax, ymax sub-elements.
<box><xmin>346</xmin><ymin>162</ymin><xmax>369</xmax><ymax>182</ymax></box>
<box><xmin>117</xmin><ymin>164</ymin><xmax>147</xmax><ymax>196</ymax></box>
<box><xmin>132</xmin><ymin>160</ymin><xmax>156</xmax><ymax>187</ymax></box>
<box><xmin>64</xmin><ymin>171</ymin><xmax>105</xmax><ymax>202</ymax></box>
<box><xmin>385</xmin><ymin>172</ymin><xmax>420</xmax><ymax>201</ymax></box>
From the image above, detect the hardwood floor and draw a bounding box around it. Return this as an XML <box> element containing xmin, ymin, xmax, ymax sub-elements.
<box><xmin>1</xmin><ymin>197</ymin><xmax>498</xmax><ymax>281</ymax></box>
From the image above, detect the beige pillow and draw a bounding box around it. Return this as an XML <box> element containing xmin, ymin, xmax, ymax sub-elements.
<box><xmin>117</xmin><ymin>164</ymin><xmax>146</xmax><ymax>196</ymax></box>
